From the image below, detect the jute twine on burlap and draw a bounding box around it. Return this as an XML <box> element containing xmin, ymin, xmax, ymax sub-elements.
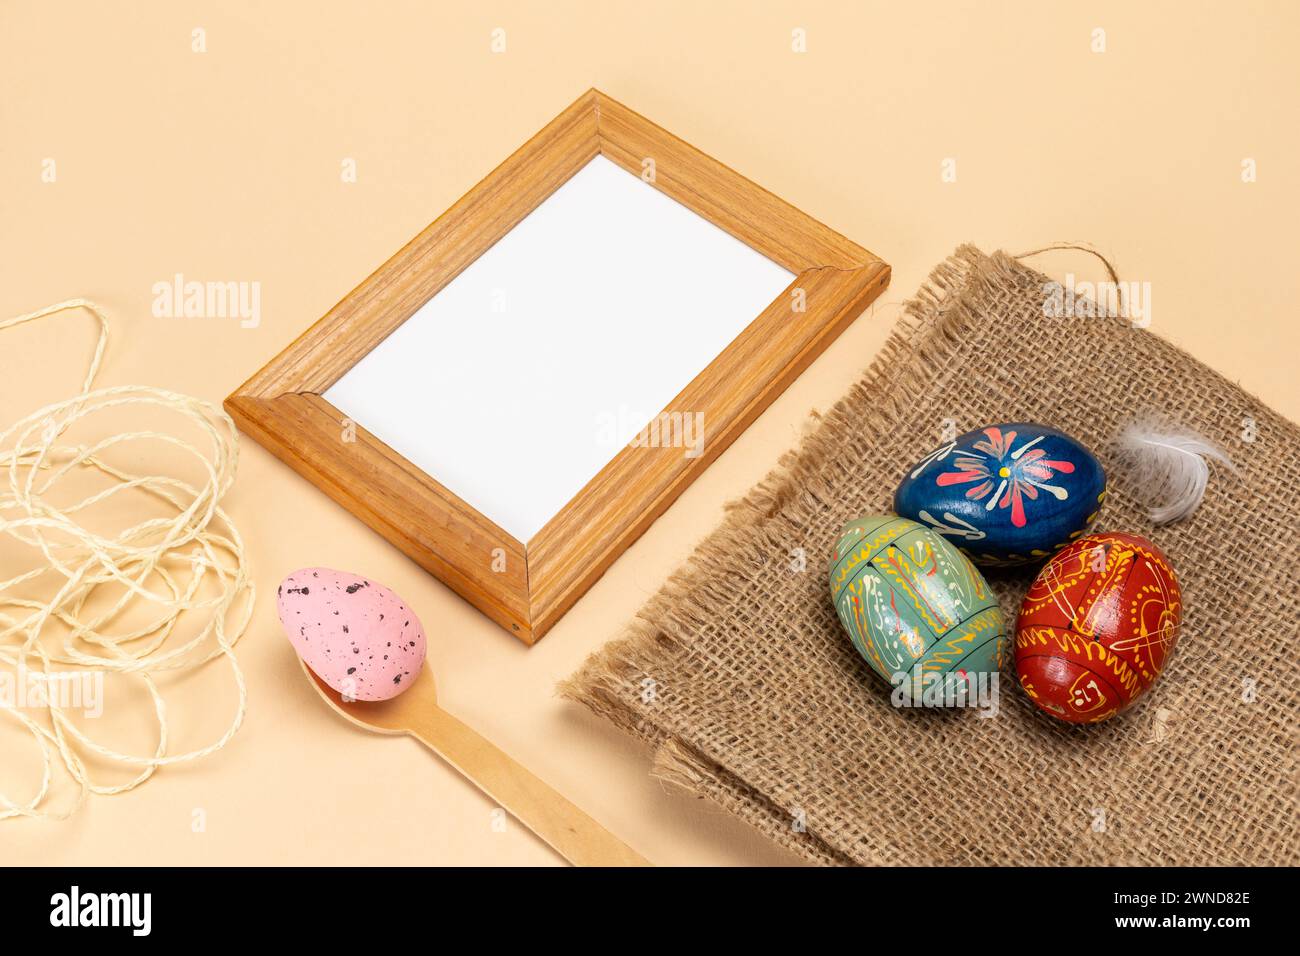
<box><xmin>562</xmin><ymin>245</ymin><xmax>1299</xmax><ymax>866</ymax></box>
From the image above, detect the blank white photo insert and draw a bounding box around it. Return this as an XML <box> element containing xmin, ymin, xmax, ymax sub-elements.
<box><xmin>325</xmin><ymin>155</ymin><xmax>795</xmax><ymax>543</ymax></box>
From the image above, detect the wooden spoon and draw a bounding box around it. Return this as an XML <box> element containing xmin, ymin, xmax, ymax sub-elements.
<box><xmin>300</xmin><ymin>659</ymin><xmax>649</xmax><ymax>867</ymax></box>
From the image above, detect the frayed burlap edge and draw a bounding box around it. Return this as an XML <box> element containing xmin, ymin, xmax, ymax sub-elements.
<box><xmin>558</xmin><ymin>244</ymin><xmax>994</xmax><ymax>863</ymax></box>
<box><xmin>560</xmin><ymin>242</ymin><xmax>1298</xmax><ymax>866</ymax></box>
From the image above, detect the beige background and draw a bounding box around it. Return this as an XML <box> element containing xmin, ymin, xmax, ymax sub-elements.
<box><xmin>2</xmin><ymin>1</ymin><xmax>1296</xmax><ymax>865</ymax></box>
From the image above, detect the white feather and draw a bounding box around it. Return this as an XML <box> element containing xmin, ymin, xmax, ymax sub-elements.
<box><xmin>1114</xmin><ymin>419</ymin><xmax>1235</xmax><ymax>525</ymax></box>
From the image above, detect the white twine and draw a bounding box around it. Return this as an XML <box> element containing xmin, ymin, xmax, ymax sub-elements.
<box><xmin>0</xmin><ymin>299</ymin><xmax>253</xmax><ymax>820</ymax></box>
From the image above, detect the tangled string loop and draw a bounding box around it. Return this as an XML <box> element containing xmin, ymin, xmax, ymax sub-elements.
<box><xmin>0</xmin><ymin>299</ymin><xmax>252</xmax><ymax>820</ymax></box>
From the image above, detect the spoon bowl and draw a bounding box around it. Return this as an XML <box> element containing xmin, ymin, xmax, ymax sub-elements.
<box><xmin>302</xmin><ymin>657</ymin><xmax>437</xmax><ymax>733</ymax></box>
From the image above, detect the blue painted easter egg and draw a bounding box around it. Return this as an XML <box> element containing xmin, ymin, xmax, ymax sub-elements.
<box><xmin>893</xmin><ymin>423</ymin><xmax>1106</xmax><ymax>567</ymax></box>
<box><xmin>829</xmin><ymin>515</ymin><xmax>1006</xmax><ymax>702</ymax></box>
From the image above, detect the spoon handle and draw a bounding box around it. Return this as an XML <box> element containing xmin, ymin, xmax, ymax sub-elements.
<box><xmin>408</xmin><ymin>704</ymin><xmax>650</xmax><ymax>867</ymax></box>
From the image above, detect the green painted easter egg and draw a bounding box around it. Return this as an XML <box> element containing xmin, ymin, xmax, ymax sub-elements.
<box><xmin>829</xmin><ymin>515</ymin><xmax>1006</xmax><ymax>701</ymax></box>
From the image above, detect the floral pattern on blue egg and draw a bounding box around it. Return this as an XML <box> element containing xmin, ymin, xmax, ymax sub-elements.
<box><xmin>829</xmin><ymin>515</ymin><xmax>1005</xmax><ymax>702</ymax></box>
<box><xmin>893</xmin><ymin>423</ymin><xmax>1106</xmax><ymax>567</ymax></box>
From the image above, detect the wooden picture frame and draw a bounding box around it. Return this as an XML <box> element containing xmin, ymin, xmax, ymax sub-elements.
<box><xmin>225</xmin><ymin>89</ymin><xmax>889</xmax><ymax>645</ymax></box>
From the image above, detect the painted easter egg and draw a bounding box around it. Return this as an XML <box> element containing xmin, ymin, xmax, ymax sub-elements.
<box><xmin>1015</xmin><ymin>532</ymin><xmax>1181</xmax><ymax>724</ymax></box>
<box><xmin>829</xmin><ymin>515</ymin><xmax>1006</xmax><ymax>701</ymax></box>
<box><xmin>277</xmin><ymin>567</ymin><xmax>427</xmax><ymax>701</ymax></box>
<box><xmin>893</xmin><ymin>422</ymin><xmax>1106</xmax><ymax>567</ymax></box>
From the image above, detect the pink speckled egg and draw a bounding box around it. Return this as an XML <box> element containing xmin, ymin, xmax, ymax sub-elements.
<box><xmin>277</xmin><ymin>567</ymin><xmax>426</xmax><ymax>701</ymax></box>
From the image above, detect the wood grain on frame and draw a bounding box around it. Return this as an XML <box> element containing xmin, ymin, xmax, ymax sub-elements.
<box><xmin>225</xmin><ymin>88</ymin><xmax>889</xmax><ymax>645</ymax></box>
<box><xmin>227</xmin><ymin>391</ymin><xmax>532</xmax><ymax>636</ymax></box>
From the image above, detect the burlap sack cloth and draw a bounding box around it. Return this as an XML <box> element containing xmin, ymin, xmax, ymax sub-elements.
<box><xmin>563</xmin><ymin>245</ymin><xmax>1299</xmax><ymax>866</ymax></box>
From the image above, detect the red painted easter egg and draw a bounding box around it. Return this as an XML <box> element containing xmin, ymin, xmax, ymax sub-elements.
<box><xmin>1014</xmin><ymin>532</ymin><xmax>1181</xmax><ymax>724</ymax></box>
